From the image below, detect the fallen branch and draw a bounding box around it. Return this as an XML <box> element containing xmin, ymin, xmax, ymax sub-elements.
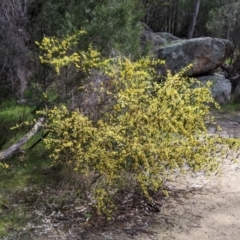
<box><xmin>28</xmin><ymin>131</ymin><xmax>49</xmax><ymax>150</ymax></box>
<box><xmin>0</xmin><ymin>117</ymin><xmax>45</xmax><ymax>161</ymax></box>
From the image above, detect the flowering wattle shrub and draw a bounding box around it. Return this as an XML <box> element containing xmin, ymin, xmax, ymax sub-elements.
<box><xmin>37</xmin><ymin>33</ymin><xmax>240</xmax><ymax>216</ymax></box>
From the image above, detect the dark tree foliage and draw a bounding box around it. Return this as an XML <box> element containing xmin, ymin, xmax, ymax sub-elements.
<box><xmin>0</xmin><ymin>0</ymin><xmax>239</xmax><ymax>102</ymax></box>
<box><xmin>0</xmin><ymin>0</ymin><xmax>144</xmax><ymax>100</ymax></box>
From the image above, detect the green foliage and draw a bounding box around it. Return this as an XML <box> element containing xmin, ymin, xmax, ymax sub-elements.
<box><xmin>36</xmin><ymin>36</ymin><xmax>240</xmax><ymax>216</ymax></box>
<box><xmin>0</xmin><ymin>140</ymin><xmax>53</xmax><ymax>238</ymax></box>
<box><xmin>0</xmin><ymin>99</ymin><xmax>33</xmax><ymax>123</ymax></box>
<box><xmin>0</xmin><ymin>99</ymin><xmax>54</xmax><ymax>237</ymax></box>
<box><xmin>0</xmin><ymin>99</ymin><xmax>53</xmax><ymax>237</ymax></box>
<box><xmin>33</xmin><ymin>0</ymin><xmax>143</xmax><ymax>57</ymax></box>
<box><xmin>207</xmin><ymin>1</ymin><xmax>240</xmax><ymax>40</ymax></box>
<box><xmin>0</xmin><ymin>99</ymin><xmax>35</xmax><ymax>150</ymax></box>
<box><xmin>217</xmin><ymin>102</ymin><xmax>240</xmax><ymax>113</ymax></box>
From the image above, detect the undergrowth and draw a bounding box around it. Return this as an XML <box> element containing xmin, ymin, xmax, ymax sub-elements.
<box><xmin>0</xmin><ymin>99</ymin><xmax>53</xmax><ymax>238</ymax></box>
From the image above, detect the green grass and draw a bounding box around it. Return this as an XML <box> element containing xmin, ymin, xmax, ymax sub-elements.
<box><xmin>0</xmin><ymin>98</ymin><xmax>36</xmax><ymax>150</ymax></box>
<box><xmin>224</xmin><ymin>57</ymin><xmax>232</xmax><ymax>65</ymax></box>
<box><xmin>218</xmin><ymin>102</ymin><xmax>240</xmax><ymax>113</ymax></box>
<box><xmin>222</xmin><ymin>104</ymin><xmax>240</xmax><ymax>112</ymax></box>
<box><xmin>0</xmin><ymin>98</ymin><xmax>34</xmax><ymax>123</ymax></box>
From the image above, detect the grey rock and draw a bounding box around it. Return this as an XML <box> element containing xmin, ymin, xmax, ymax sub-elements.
<box><xmin>157</xmin><ymin>37</ymin><xmax>234</xmax><ymax>76</ymax></box>
<box><xmin>197</xmin><ymin>73</ymin><xmax>232</xmax><ymax>104</ymax></box>
<box><xmin>140</xmin><ymin>25</ymin><xmax>167</xmax><ymax>52</ymax></box>
<box><xmin>155</xmin><ymin>32</ymin><xmax>181</xmax><ymax>43</ymax></box>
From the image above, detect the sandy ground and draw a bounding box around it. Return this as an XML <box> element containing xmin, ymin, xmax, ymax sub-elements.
<box><xmin>149</xmin><ymin>156</ymin><xmax>240</xmax><ymax>240</ymax></box>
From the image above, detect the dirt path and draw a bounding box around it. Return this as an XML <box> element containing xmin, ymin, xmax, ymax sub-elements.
<box><xmin>151</xmin><ymin>157</ymin><xmax>240</xmax><ymax>240</ymax></box>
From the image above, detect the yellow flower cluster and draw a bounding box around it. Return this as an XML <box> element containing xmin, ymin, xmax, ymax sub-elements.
<box><xmin>36</xmin><ymin>31</ymin><xmax>106</xmax><ymax>74</ymax></box>
<box><xmin>0</xmin><ymin>163</ymin><xmax>10</xmax><ymax>169</ymax></box>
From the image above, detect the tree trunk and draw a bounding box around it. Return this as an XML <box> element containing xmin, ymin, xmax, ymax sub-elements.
<box><xmin>187</xmin><ymin>0</ymin><xmax>201</xmax><ymax>39</ymax></box>
<box><xmin>0</xmin><ymin>117</ymin><xmax>45</xmax><ymax>160</ymax></box>
<box><xmin>173</xmin><ymin>0</ymin><xmax>179</xmax><ymax>35</ymax></box>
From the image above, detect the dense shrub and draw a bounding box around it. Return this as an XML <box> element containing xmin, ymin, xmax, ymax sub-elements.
<box><xmin>37</xmin><ymin>34</ymin><xmax>240</xmax><ymax>216</ymax></box>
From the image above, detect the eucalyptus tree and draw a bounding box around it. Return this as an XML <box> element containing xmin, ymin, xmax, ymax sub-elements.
<box><xmin>187</xmin><ymin>0</ymin><xmax>201</xmax><ymax>38</ymax></box>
